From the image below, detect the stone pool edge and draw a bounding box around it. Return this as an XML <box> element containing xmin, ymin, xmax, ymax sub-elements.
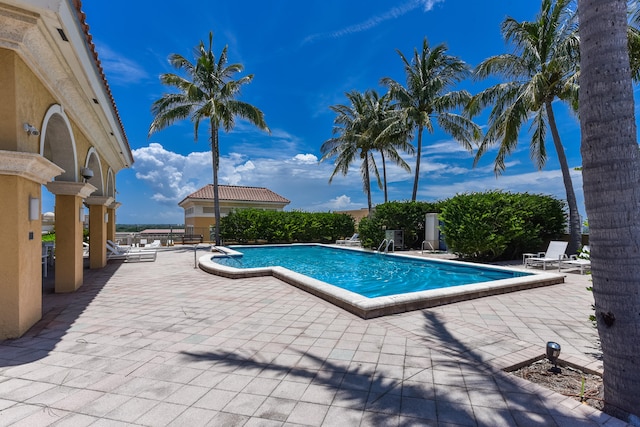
<box><xmin>198</xmin><ymin>246</ymin><xmax>565</xmax><ymax>319</ymax></box>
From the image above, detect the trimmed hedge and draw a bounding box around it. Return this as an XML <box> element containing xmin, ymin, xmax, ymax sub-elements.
<box><xmin>219</xmin><ymin>209</ymin><xmax>355</xmax><ymax>244</ymax></box>
<box><xmin>358</xmin><ymin>201</ymin><xmax>442</xmax><ymax>249</ymax></box>
<box><xmin>439</xmin><ymin>191</ymin><xmax>566</xmax><ymax>261</ymax></box>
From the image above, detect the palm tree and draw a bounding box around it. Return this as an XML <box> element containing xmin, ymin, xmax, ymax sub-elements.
<box><xmin>627</xmin><ymin>0</ymin><xmax>640</xmax><ymax>80</ymax></box>
<box><xmin>466</xmin><ymin>0</ymin><xmax>582</xmax><ymax>255</ymax></box>
<box><xmin>367</xmin><ymin>92</ymin><xmax>414</xmax><ymax>202</ymax></box>
<box><xmin>320</xmin><ymin>90</ymin><xmax>384</xmax><ymax>215</ymax></box>
<box><xmin>381</xmin><ymin>38</ymin><xmax>479</xmax><ymax>201</ymax></box>
<box><xmin>579</xmin><ymin>0</ymin><xmax>640</xmax><ymax>421</ymax></box>
<box><xmin>149</xmin><ymin>33</ymin><xmax>269</xmax><ymax>245</ymax></box>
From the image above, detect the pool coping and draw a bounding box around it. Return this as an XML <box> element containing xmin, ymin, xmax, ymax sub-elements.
<box><xmin>198</xmin><ymin>244</ymin><xmax>565</xmax><ymax>319</ymax></box>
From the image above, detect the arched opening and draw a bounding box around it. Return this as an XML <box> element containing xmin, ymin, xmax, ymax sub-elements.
<box><xmin>84</xmin><ymin>148</ymin><xmax>104</xmax><ymax>196</ymax></box>
<box><xmin>40</xmin><ymin>105</ymin><xmax>77</xmax><ymax>182</ymax></box>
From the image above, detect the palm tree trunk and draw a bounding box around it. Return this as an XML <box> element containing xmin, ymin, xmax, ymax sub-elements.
<box><xmin>579</xmin><ymin>0</ymin><xmax>640</xmax><ymax>420</ymax></box>
<box><xmin>381</xmin><ymin>151</ymin><xmax>388</xmax><ymax>203</ymax></box>
<box><xmin>364</xmin><ymin>157</ymin><xmax>373</xmax><ymax>217</ymax></box>
<box><xmin>411</xmin><ymin>125</ymin><xmax>424</xmax><ymax>201</ymax></box>
<box><xmin>545</xmin><ymin>101</ymin><xmax>581</xmax><ymax>255</ymax></box>
<box><xmin>211</xmin><ymin>123</ymin><xmax>221</xmax><ymax>246</ymax></box>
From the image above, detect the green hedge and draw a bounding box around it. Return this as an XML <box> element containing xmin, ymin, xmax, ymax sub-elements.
<box><xmin>439</xmin><ymin>191</ymin><xmax>566</xmax><ymax>261</ymax></box>
<box><xmin>220</xmin><ymin>209</ymin><xmax>355</xmax><ymax>244</ymax></box>
<box><xmin>358</xmin><ymin>201</ymin><xmax>442</xmax><ymax>249</ymax></box>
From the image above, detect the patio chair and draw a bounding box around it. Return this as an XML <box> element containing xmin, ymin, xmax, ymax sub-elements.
<box><xmin>107</xmin><ymin>240</ymin><xmax>130</xmax><ymax>255</ymax></box>
<box><xmin>560</xmin><ymin>245</ymin><xmax>591</xmax><ymax>274</ymax></box>
<box><xmin>106</xmin><ymin>242</ymin><xmax>157</xmax><ymax>262</ymax></box>
<box><xmin>523</xmin><ymin>241</ymin><xmax>568</xmax><ymax>270</ymax></box>
<box><xmin>147</xmin><ymin>240</ymin><xmax>161</xmax><ymax>248</ymax></box>
<box><xmin>336</xmin><ymin>233</ymin><xmax>359</xmax><ymax>245</ymax></box>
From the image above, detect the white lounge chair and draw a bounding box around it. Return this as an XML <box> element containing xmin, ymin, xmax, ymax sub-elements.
<box><xmin>146</xmin><ymin>240</ymin><xmax>161</xmax><ymax>248</ymax></box>
<box><xmin>560</xmin><ymin>245</ymin><xmax>591</xmax><ymax>274</ymax></box>
<box><xmin>106</xmin><ymin>242</ymin><xmax>157</xmax><ymax>262</ymax></box>
<box><xmin>524</xmin><ymin>241</ymin><xmax>568</xmax><ymax>270</ymax></box>
<box><xmin>107</xmin><ymin>240</ymin><xmax>130</xmax><ymax>256</ymax></box>
<box><xmin>336</xmin><ymin>234</ymin><xmax>360</xmax><ymax>245</ymax></box>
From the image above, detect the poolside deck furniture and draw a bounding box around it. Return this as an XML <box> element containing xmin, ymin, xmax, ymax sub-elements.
<box><xmin>336</xmin><ymin>233</ymin><xmax>360</xmax><ymax>245</ymax></box>
<box><xmin>523</xmin><ymin>240</ymin><xmax>568</xmax><ymax>270</ymax></box>
<box><xmin>106</xmin><ymin>241</ymin><xmax>157</xmax><ymax>262</ymax></box>
<box><xmin>560</xmin><ymin>245</ymin><xmax>591</xmax><ymax>274</ymax></box>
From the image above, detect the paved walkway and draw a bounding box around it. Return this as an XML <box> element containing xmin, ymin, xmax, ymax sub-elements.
<box><xmin>0</xmin><ymin>247</ymin><xmax>626</xmax><ymax>426</ymax></box>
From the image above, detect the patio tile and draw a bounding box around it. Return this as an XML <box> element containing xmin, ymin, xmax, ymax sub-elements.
<box><xmin>254</xmin><ymin>396</ymin><xmax>297</xmax><ymax>421</ymax></box>
<box><xmin>133</xmin><ymin>401</ymin><xmax>186</xmax><ymax>425</ymax></box>
<box><xmin>0</xmin><ymin>250</ymin><xmax>615</xmax><ymax>426</ymax></box>
<box><xmin>286</xmin><ymin>401</ymin><xmax>329</xmax><ymax>426</ymax></box>
<box><xmin>166</xmin><ymin>407</ymin><xmax>218</xmax><ymax>427</ymax></box>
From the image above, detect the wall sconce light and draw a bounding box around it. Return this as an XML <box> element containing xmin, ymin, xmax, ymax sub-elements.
<box><xmin>80</xmin><ymin>167</ymin><xmax>94</xmax><ymax>182</ymax></box>
<box><xmin>546</xmin><ymin>341</ymin><xmax>561</xmax><ymax>373</ymax></box>
<box><xmin>29</xmin><ymin>196</ymin><xmax>40</xmax><ymax>221</ymax></box>
<box><xmin>104</xmin><ymin>213</ymin><xmax>109</xmax><ymax>223</ymax></box>
<box><xmin>23</xmin><ymin>123</ymin><xmax>40</xmax><ymax>136</ymax></box>
<box><xmin>79</xmin><ymin>207</ymin><xmax>85</xmax><ymax>223</ymax></box>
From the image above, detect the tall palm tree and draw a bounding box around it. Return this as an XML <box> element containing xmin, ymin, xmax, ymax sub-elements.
<box><xmin>579</xmin><ymin>0</ymin><xmax>640</xmax><ymax>420</ymax></box>
<box><xmin>381</xmin><ymin>38</ymin><xmax>479</xmax><ymax>201</ymax></box>
<box><xmin>367</xmin><ymin>92</ymin><xmax>414</xmax><ymax>202</ymax></box>
<box><xmin>320</xmin><ymin>90</ymin><xmax>384</xmax><ymax>215</ymax></box>
<box><xmin>149</xmin><ymin>32</ymin><xmax>269</xmax><ymax>245</ymax></box>
<box><xmin>627</xmin><ymin>0</ymin><xmax>640</xmax><ymax>80</ymax></box>
<box><xmin>466</xmin><ymin>0</ymin><xmax>582</xmax><ymax>255</ymax></box>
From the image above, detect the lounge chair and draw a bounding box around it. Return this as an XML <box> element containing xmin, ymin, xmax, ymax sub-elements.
<box><xmin>523</xmin><ymin>241</ymin><xmax>568</xmax><ymax>270</ymax></box>
<box><xmin>336</xmin><ymin>234</ymin><xmax>360</xmax><ymax>245</ymax></box>
<box><xmin>106</xmin><ymin>242</ymin><xmax>157</xmax><ymax>262</ymax></box>
<box><xmin>560</xmin><ymin>245</ymin><xmax>591</xmax><ymax>274</ymax></box>
<box><xmin>146</xmin><ymin>240</ymin><xmax>161</xmax><ymax>248</ymax></box>
<box><xmin>107</xmin><ymin>240</ymin><xmax>130</xmax><ymax>255</ymax></box>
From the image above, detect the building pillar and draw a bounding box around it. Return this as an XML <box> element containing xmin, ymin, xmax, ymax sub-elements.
<box><xmin>45</xmin><ymin>181</ymin><xmax>96</xmax><ymax>293</ymax></box>
<box><xmin>0</xmin><ymin>151</ymin><xmax>62</xmax><ymax>339</ymax></box>
<box><xmin>86</xmin><ymin>196</ymin><xmax>114</xmax><ymax>269</ymax></box>
<box><xmin>107</xmin><ymin>201</ymin><xmax>121</xmax><ymax>243</ymax></box>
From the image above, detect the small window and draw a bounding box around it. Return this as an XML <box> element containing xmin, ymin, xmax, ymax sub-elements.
<box><xmin>202</xmin><ymin>206</ymin><xmax>215</xmax><ymax>214</ymax></box>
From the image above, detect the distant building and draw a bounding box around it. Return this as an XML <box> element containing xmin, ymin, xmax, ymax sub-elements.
<box><xmin>335</xmin><ymin>208</ymin><xmax>370</xmax><ymax>225</ymax></box>
<box><xmin>178</xmin><ymin>185</ymin><xmax>290</xmax><ymax>238</ymax></box>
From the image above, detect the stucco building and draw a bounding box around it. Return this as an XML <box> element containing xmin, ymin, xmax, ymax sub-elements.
<box><xmin>179</xmin><ymin>185</ymin><xmax>290</xmax><ymax>239</ymax></box>
<box><xmin>0</xmin><ymin>0</ymin><xmax>133</xmax><ymax>338</ymax></box>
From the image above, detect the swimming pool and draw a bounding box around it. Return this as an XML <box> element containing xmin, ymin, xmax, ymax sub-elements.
<box><xmin>198</xmin><ymin>244</ymin><xmax>564</xmax><ymax>319</ymax></box>
<box><xmin>212</xmin><ymin>245</ymin><xmax>528</xmax><ymax>298</ymax></box>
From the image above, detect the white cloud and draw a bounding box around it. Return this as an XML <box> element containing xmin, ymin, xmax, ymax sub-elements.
<box><xmin>314</xmin><ymin>194</ymin><xmax>362</xmax><ymax>211</ymax></box>
<box><xmin>292</xmin><ymin>154</ymin><xmax>319</xmax><ymax>164</ymax></box>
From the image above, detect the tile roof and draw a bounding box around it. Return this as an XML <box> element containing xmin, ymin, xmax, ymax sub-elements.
<box><xmin>183</xmin><ymin>185</ymin><xmax>290</xmax><ymax>204</ymax></box>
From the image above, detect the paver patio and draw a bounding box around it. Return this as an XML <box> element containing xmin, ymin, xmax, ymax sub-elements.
<box><xmin>0</xmin><ymin>247</ymin><xmax>627</xmax><ymax>426</ymax></box>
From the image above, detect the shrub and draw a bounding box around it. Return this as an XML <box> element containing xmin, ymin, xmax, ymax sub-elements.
<box><xmin>220</xmin><ymin>209</ymin><xmax>355</xmax><ymax>244</ymax></box>
<box><xmin>439</xmin><ymin>191</ymin><xmax>565</xmax><ymax>261</ymax></box>
<box><xmin>357</xmin><ymin>201</ymin><xmax>442</xmax><ymax>249</ymax></box>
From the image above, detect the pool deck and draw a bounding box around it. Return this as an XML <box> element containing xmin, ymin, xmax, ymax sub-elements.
<box><xmin>0</xmin><ymin>247</ymin><xmax>626</xmax><ymax>426</ymax></box>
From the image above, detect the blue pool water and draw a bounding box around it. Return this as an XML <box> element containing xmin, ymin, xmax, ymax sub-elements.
<box><xmin>214</xmin><ymin>245</ymin><xmax>529</xmax><ymax>298</ymax></box>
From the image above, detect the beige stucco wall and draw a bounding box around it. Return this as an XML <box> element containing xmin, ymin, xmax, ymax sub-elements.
<box><xmin>1</xmin><ymin>49</ymin><xmax>58</xmax><ymax>154</ymax></box>
<box><xmin>0</xmin><ymin>175</ymin><xmax>42</xmax><ymax>338</ymax></box>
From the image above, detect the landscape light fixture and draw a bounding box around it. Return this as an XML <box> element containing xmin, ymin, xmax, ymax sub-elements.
<box><xmin>23</xmin><ymin>123</ymin><xmax>40</xmax><ymax>136</ymax></box>
<box><xmin>546</xmin><ymin>341</ymin><xmax>562</xmax><ymax>373</ymax></box>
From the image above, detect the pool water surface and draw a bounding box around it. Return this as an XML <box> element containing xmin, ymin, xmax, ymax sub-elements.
<box><xmin>199</xmin><ymin>244</ymin><xmax>564</xmax><ymax>318</ymax></box>
<box><xmin>214</xmin><ymin>245</ymin><xmax>528</xmax><ymax>298</ymax></box>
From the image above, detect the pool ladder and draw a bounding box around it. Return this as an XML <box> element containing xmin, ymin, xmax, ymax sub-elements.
<box><xmin>377</xmin><ymin>239</ymin><xmax>395</xmax><ymax>253</ymax></box>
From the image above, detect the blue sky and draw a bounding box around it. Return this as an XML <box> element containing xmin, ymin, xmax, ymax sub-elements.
<box><xmin>48</xmin><ymin>0</ymin><xmax>588</xmax><ymax>224</ymax></box>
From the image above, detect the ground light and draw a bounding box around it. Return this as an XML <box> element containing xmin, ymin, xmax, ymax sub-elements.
<box><xmin>546</xmin><ymin>341</ymin><xmax>562</xmax><ymax>373</ymax></box>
